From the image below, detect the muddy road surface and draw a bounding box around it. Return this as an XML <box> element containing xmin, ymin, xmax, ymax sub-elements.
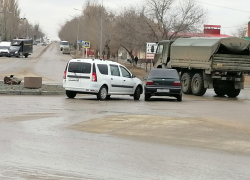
<box><xmin>1</xmin><ymin>91</ymin><xmax>250</xmax><ymax>179</ymax></box>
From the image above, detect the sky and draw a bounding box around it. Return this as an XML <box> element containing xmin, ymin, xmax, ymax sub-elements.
<box><xmin>18</xmin><ymin>0</ymin><xmax>250</xmax><ymax>40</ymax></box>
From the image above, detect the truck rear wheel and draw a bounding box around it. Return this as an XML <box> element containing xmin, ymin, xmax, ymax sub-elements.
<box><xmin>226</xmin><ymin>87</ymin><xmax>240</xmax><ymax>98</ymax></box>
<box><xmin>214</xmin><ymin>87</ymin><xmax>226</xmax><ymax>97</ymax></box>
<box><xmin>191</xmin><ymin>73</ymin><xmax>207</xmax><ymax>96</ymax></box>
<box><xmin>181</xmin><ymin>72</ymin><xmax>192</xmax><ymax>94</ymax></box>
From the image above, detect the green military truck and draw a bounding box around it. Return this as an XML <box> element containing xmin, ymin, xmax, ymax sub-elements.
<box><xmin>153</xmin><ymin>37</ymin><xmax>250</xmax><ymax>97</ymax></box>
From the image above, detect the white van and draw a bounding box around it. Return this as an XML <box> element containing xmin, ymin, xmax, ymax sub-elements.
<box><xmin>60</xmin><ymin>41</ymin><xmax>69</xmax><ymax>51</ymax></box>
<box><xmin>0</xmin><ymin>41</ymin><xmax>11</xmax><ymax>57</ymax></box>
<box><xmin>63</xmin><ymin>59</ymin><xmax>143</xmax><ymax>100</ymax></box>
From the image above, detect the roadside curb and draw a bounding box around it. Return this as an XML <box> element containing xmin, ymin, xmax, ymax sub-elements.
<box><xmin>0</xmin><ymin>90</ymin><xmax>65</xmax><ymax>95</ymax></box>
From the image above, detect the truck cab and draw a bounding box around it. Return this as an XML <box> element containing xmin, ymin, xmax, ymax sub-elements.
<box><xmin>153</xmin><ymin>40</ymin><xmax>174</xmax><ymax>69</ymax></box>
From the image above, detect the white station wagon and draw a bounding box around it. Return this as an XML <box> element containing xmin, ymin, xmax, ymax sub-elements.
<box><xmin>63</xmin><ymin>59</ymin><xmax>143</xmax><ymax>100</ymax></box>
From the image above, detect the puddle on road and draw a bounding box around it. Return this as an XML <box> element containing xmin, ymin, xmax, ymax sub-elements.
<box><xmin>1</xmin><ymin>113</ymin><xmax>57</xmax><ymax>122</ymax></box>
<box><xmin>71</xmin><ymin>114</ymin><xmax>250</xmax><ymax>154</ymax></box>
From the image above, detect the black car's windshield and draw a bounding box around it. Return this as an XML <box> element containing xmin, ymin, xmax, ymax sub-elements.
<box><xmin>148</xmin><ymin>69</ymin><xmax>179</xmax><ymax>79</ymax></box>
<box><xmin>10</xmin><ymin>46</ymin><xmax>20</xmax><ymax>50</ymax></box>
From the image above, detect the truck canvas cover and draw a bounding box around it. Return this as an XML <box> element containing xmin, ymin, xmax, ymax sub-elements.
<box><xmin>170</xmin><ymin>37</ymin><xmax>250</xmax><ymax>62</ymax></box>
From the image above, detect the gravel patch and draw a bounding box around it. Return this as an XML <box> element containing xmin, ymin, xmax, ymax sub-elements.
<box><xmin>0</xmin><ymin>81</ymin><xmax>65</xmax><ymax>95</ymax></box>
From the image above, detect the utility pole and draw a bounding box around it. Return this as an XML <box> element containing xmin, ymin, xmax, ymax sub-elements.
<box><xmin>77</xmin><ymin>16</ymin><xmax>80</xmax><ymax>55</ymax></box>
<box><xmin>100</xmin><ymin>0</ymin><xmax>103</xmax><ymax>58</ymax></box>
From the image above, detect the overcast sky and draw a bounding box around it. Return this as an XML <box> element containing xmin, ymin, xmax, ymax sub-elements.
<box><xmin>18</xmin><ymin>0</ymin><xmax>250</xmax><ymax>40</ymax></box>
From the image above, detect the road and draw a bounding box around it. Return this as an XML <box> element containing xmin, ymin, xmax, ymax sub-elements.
<box><xmin>0</xmin><ymin>43</ymin><xmax>70</xmax><ymax>84</ymax></box>
<box><xmin>0</xmin><ymin>43</ymin><xmax>250</xmax><ymax>179</ymax></box>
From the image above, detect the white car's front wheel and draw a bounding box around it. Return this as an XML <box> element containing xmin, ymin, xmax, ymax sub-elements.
<box><xmin>133</xmin><ymin>86</ymin><xmax>141</xmax><ymax>100</ymax></box>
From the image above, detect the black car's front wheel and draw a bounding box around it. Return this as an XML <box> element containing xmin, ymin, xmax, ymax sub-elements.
<box><xmin>144</xmin><ymin>93</ymin><xmax>151</xmax><ymax>101</ymax></box>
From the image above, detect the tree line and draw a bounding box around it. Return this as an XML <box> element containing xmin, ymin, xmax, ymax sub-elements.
<box><xmin>0</xmin><ymin>0</ymin><xmax>44</xmax><ymax>41</ymax></box>
<box><xmin>58</xmin><ymin>0</ymin><xmax>206</xmax><ymax>64</ymax></box>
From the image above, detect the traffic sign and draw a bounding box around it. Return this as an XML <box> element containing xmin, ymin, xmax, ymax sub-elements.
<box><xmin>146</xmin><ymin>42</ymin><xmax>157</xmax><ymax>54</ymax></box>
<box><xmin>146</xmin><ymin>53</ymin><xmax>155</xmax><ymax>60</ymax></box>
<box><xmin>83</xmin><ymin>41</ymin><xmax>90</xmax><ymax>48</ymax></box>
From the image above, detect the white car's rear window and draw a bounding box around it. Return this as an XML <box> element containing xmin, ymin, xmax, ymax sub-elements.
<box><xmin>68</xmin><ymin>62</ymin><xmax>91</xmax><ymax>74</ymax></box>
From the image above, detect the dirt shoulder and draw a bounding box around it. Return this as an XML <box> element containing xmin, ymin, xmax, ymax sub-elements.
<box><xmin>71</xmin><ymin>114</ymin><xmax>250</xmax><ymax>155</ymax></box>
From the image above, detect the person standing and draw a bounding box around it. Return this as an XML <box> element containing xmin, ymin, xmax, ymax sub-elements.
<box><xmin>134</xmin><ymin>56</ymin><xmax>138</xmax><ymax>65</ymax></box>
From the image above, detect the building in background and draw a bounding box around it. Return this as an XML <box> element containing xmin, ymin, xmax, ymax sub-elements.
<box><xmin>242</xmin><ymin>21</ymin><xmax>250</xmax><ymax>42</ymax></box>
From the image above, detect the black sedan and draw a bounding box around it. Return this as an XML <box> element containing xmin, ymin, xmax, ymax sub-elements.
<box><xmin>144</xmin><ymin>69</ymin><xmax>182</xmax><ymax>101</ymax></box>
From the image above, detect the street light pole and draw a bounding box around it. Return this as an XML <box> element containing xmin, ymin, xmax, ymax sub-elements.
<box><xmin>77</xmin><ymin>17</ymin><xmax>80</xmax><ymax>55</ymax></box>
<box><xmin>100</xmin><ymin>0</ymin><xmax>103</xmax><ymax>58</ymax></box>
<box><xmin>20</xmin><ymin>18</ymin><xmax>27</xmax><ymax>38</ymax></box>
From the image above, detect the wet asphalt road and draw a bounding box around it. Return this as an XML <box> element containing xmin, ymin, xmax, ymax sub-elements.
<box><xmin>0</xmin><ymin>91</ymin><xmax>250</xmax><ymax>180</ymax></box>
<box><xmin>0</xmin><ymin>44</ymin><xmax>250</xmax><ymax>179</ymax></box>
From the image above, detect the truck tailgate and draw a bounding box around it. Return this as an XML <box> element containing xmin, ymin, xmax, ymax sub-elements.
<box><xmin>212</xmin><ymin>54</ymin><xmax>250</xmax><ymax>72</ymax></box>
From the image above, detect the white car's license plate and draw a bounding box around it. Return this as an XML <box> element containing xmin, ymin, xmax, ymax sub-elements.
<box><xmin>157</xmin><ymin>89</ymin><xmax>169</xmax><ymax>92</ymax></box>
<box><xmin>68</xmin><ymin>78</ymin><xmax>79</xmax><ymax>81</ymax></box>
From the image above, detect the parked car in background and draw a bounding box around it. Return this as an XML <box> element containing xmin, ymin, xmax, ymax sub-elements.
<box><xmin>41</xmin><ymin>42</ymin><xmax>47</xmax><ymax>46</ymax></box>
<box><xmin>0</xmin><ymin>41</ymin><xmax>11</xmax><ymax>57</ymax></box>
<box><xmin>144</xmin><ymin>69</ymin><xmax>182</xmax><ymax>101</ymax></box>
<box><xmin>62</xmin><ymin>46</ymin><xmax>70</xmax><ymax>54</ymax></box>
<box><xmin>60</xmin><ymin>41</ymin><xmax>69</xmax><ymax>51</ymax></box>
<box><xmin>63</xmin><ymin>59</ymin><xmax>143</xmax><ymax>100</ymax></box>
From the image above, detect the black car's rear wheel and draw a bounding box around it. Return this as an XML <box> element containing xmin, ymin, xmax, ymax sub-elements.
<box><xmin>176</xmin><ymin>94</ymin><xmax>182</xmax><ymax>102</ymax></box>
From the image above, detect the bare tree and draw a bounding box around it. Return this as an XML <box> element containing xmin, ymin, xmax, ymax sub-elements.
<box><xmin>113</xmin><ymin>6</ymin><xmax>155</xmax><ymax>66</ymax></box>
<box><xmin>58</xmin><ymin>0</ymin><xmax>117</xmax><ymax>58</ymax></box>
<box><xmin>0</xmin><ymin>0</ymin><xmax>44</xmax><ymax>41</ymax></box>
<box><xmin>58</xmin><ymin>0</ymin><xmax>206</xmax><ymax>65</ymax></box>
<box><xmin>145</xmin><ymin>0</ymin><xmax>206</xmax><ymax>40</ymax></box>
<box><xmin>1</xmin><ymin>0</ymin><xmax>20</xmax><ymax>40</ymax></box>
<box><xmin>232</xmin><ymin>25</ymin><xmax>247</xmax><ymax>38</ymax></box>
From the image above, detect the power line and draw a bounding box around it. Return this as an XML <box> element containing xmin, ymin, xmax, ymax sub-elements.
<box><xmin>222</xmin><ymin>24</ymin><xmax>245</xmax><ymax>28</ymax></box>
<box><xmin>196</xmin><ymin>1</ymin><xmax>250</xmax><ymax>14</ymax></box>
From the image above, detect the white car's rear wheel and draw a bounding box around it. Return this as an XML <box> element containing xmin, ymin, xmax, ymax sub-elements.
<box><xmin>97</xmin><ymin>86</ymin><xmax>108</xmax><ymax>100</ymax></box>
